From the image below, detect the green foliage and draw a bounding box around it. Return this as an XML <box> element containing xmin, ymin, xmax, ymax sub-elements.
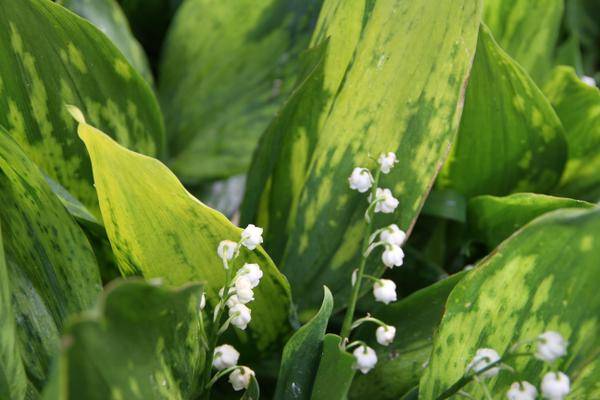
<box><xmin>310</xmin><ymin>334</ymin><xmax>356</xmax><ymax>400</ymax></box>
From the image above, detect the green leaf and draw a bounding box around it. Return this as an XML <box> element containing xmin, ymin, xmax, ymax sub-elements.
<box><xmin>0</xmin><ymin>221</ymin><xmax>28</xmax><ymax>400</ymax></box>
<box><xmin>76</xmin><ymin>117</ymin><xmax>292</xmax><ymax>352</ymax></box>
<box><xmin>544</xmin><ymin>66</ymin><xmax>600</xmax><ymax>201</ymax></box>
<box><xmin>241</xmin><ymin>376</ymin><xmax>260</xmax><ymax>400</ymax></box>
<box><xmin>275</xmin><ymin>286</ymin><xmax>333</xmax><ymax>400</ymax></box>
<box><xmin>350</xmin><ymin>273</ymin><xmax>465</xmax><ymax>400</ymax></box>
<box><xmin>483</xmin><ymin>0</ymin><xmax>563</xmax><ymax>83</ymax></box>
<box><xmin>421</xmin><ymin>189</ymin><xmax>467</xmax><ymax>223</ymax></box>
<box><xmin>0</xmin><ymin>128</ymin><xmax>101</xmax><ymax>390</ymax></box>
<box><xmin>310</xmin><ymin>334</ymin><xmax>355</xmax><ymax>400</ymax></box>
<box><xmin>241</xmin><ymin>0</ymin><xmax>483</xmax><ymax>313</ymax></box>
<box><xmin>43</xmin><ymin>280</ymin><xmax>205</xmax><ymax>400</ymax></box>
<box><xmin>44</xmin><ymin>175</ymin><xmax>103</xmax><ymax>231</ymax></box>
<box><xmin>468</xmin><ymin>192</ymin><xmax>595</xmax><ymax>249</ymax></box>
<box><xmin>159</xmin><ymin>0</ymin><xmax>323</xmax><ymax>183</ymax></box>
<box><xmin>0</xmin><ymin>0</ymin><xmax>165</xmax><ymax>215</ymax></box>
<box><xmin>419</xmin><ymin>207</ymin><xmax>600</xmax><ymax>398</ymax></box>
<box><xmin>61</xmin><ymin>0</ymin><xmax>154</xmax><ymax>83</ymax></box>
<box><xmin>439</xmin><ymin>25</ymin><xmax>567</xmax><ymax>198</ymax></box>
<box><xmin>569</xmin><ymin>357</ymin><xmax>600</xmax><ymax>399</ymax></box>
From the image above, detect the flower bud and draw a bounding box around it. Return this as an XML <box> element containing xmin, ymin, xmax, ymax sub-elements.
<box><xmin>241</xmin><ymin>224</ymin><xmax>263</xmax><ymax>250</ymax></box>
<box><xmin>536</xmin><ymin>331</ymin><xmax>567</xmax><ymax>363</ymax></box>
<box><xmin>373</xmin><ymin>279</ymin><xmax>397</xmax><ymax>304</ymax></box>
<box><xmin>375</xmin><ymin>325</ymin><xmax>396</xmax><ymax>346</ymax></box>
<box><xmin>199</xmin><ymin>293</ymin><xmax>206</xmax><ymax>310</ymax></box>
<box><xmin>466</xmin><ymin>348</ymin><xmax>500</xmax><ymax>378</ymax></box>
<box><xmin>228</xmin><ymin>366</ymin><xmax>255</xmax><ymax>391</ymax></box>
<box><xmin>506</xmin><ymin>381</ymin><xmax>537</xmax><ymax>400</ymax></box>
<box><xmin>229</xmin><ymin>303</ymin><xmax>252</xmax><ymax>330</ymax></box>
<box><xmin>382</xmin><ymin>244</ymin><xmax>404</xmax><ymax>268</ymax></box>
<box><xmin>377</xmin><ymin>152</ymin><xmax>398</xmax><ymax>174</ymax></box>
<box><xmin>541</xmin><ymin>371</ymin><xmax>570</xmax><ymax>400</ymax></box>
<box><xmin>352</xmin><ymin>345</ymin><xmax>378</xmax><ymax>374</ymax></box>
<box><xmin>233</xmin><ymin>276</ymin><xmax>254</xmax><ymax>304</ymax></box>
<box><xmin>380</xmin><ymin>224</ymin><xmax>406</xmax><ymax>246</ymax></box>
<box><xmin>370</xmin><ymin>188</ymin><xmax>399</xmax><ymax>213</ymax></box>
<box><xmin>212</xmin><ymin>344</ymin><xmax>239</xmax><ymax>370</ymax></box>
<box><xmin>217</xmin><ymin>240</ymin><xmax>237</xmax><ymax>264</ymax></box>
<box><xmin>236</xmin><ymin>263</ymin><xmax>263</xmax><ymax>288</ymax></box>
<box><xmin>348</xmin><ymin>167</ymin><xmax>373</xmax><ymax>193</ymax></box>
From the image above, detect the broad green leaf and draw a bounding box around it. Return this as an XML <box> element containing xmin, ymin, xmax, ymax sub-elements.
<box><xmin>0</xmin><ymin>0</ymin><xmax>165</xmax><ymax>215</ymax></box>
<box><xmin>544</xmin><ymin>66</ymin><xmax>600</xmax><ymax>201</ymax></box>
<box><xmin>44</xmin><ymin>175</ymin><xmax>103</xmax><ymax>231</ymax></box>
<box><xmin>310</xmin><ymin>334</ymin><xmax>355</xmax><ymax>400</ymax></box>
<box><xmin>351</xmin><ymin>273</ymin><xmax>464</xmax><ymax>400</ymax></box>
<box><xmin>468</xmin><ymin>193</ymin><xmax>595</xmax><ymax>249</ymax></box>
<box><xmin>43</xmin><ymin>280</ymin><xmax>205</xmax><ymax>400</ymax></box>
<box><xmin>0</xmin><ymin>128</ymin><xmax>101</xmax><ymax>390</ymax></box>
<box><xmin>483</xmin><ymin>0</ymin><xmax>563</xmax><ymax>83</ymax></box>
<box><xmin>569</xmin><ymin>357</ymin><xmax>600</xmax><ymax>399</ymax></box>
<box><xmin>421</xmin><ymin>189</ymin><xmax>467</xmax><ymax>223</ymax></box>
<box><xmin>242</xmin><ymin>0</ymin><xmax>483</xmax><ymax>313</ymax></box>
<box><xmin>61</xmin><ymin>0</ymin><xmax>154</xmax><ymax>83</ymax></box>
<box><xmin>0</xmin><ymin>222</ymin><xmax>28</xmax><ymax>400</ymax></box>
<box><xmin>76</xmin><ymin>117</ymin><xmax>292</xmax><ymax>352</ymax></box>
<box><xmin>159</xmin><ymin>0</ymin><xmax>323</xmax><ymax>183</ymax></box>
<box><xmin>439</xmin><ymin>25</ymin><xmax>567</xmax><ymax>198</ymax></box>
<box><xmin>420</xmin><ymin>208</ymin><xmax>600</xmax><ymax>399</ymax></box>
<box><xmin>275</xmin><ymin>287</ymin><xmax>333</xmax><ymax>400</ymax></box>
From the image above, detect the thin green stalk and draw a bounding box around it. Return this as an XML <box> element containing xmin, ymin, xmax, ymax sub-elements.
<box><xmin>340</xmin><ymin>170</ymin><xmax>381</xmax><ymax>339</ymax></box>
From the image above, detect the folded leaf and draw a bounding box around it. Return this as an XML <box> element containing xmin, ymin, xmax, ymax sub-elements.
<box><xmin>483</xmin><ymin>0</ymin><xmax>563</xmax><ymax>83</ymax></box>
<box><xmin>62</xmin><ymin>0</ymin><xmax>153</xmax><ymax>83</ymax></box>
<box><xmin>0</xmin><ymin>0</ymin><xmax>164</xmax><ymax>215</ymax></box>
<box><xmin>468</xmin><ymin>193</ymin><xmax>595</xmax><ymax>249</ymax></box>
<box><xmin>242</xmin><ymin>0</ymin><xmax>482</xmax><ymax>314</ymax></box>
<box><xmin>310</xmin><ymin>334</ymin><xmax>355</xmax><ymax>400</ymax></box>
<box><xmin>439</xmin><ymin>25</ymin><xmax>567</xmax><ymax>198</ymax></box>
<box><xmin>544</xmin><ymin>66</ymin><xmax>600</xmax><ymax>201</ymax></box>
<box><xmin>420</xmin><ymin>207</ymin><xmax>600</xmax><ymax>398</ymax></box>
<box><xmin>77</xmin><ymin>117</ymin><xmax>292</xmax><ymax>352</ymax></box>
<box><xmin>44</xmin><ymin>280</ymin><xmax>205</xmax><ymax>399</ymax></box>
<box><xmin>159</xmin><ymin>0</ymin><xmax>323</xmax><ymax>182</ymax></box>
<box><xmin>0</xmin><ymin>129</ymin><xmax>101</xmax><ymax>389</ymax></box>
<box><xmin>275</xmin><ymin>287</ymin><xmax>333</xmax><ymax>400</ymax></box>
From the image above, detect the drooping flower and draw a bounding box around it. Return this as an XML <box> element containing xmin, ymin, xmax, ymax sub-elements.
<box><xmin>370</xmin><ymin>188</ymin><xmax>399</xmax><ymax>213</ymax></box>
<box><xmin>378</xmin><ymin>152</ymin><xmax>398</xmax><ymax>174</ymax></box>
<box><xmin>236</xmin><ymin>263</ymin><xmax>263</xmax><ymax>288</ymax></box>
<box><xmin>228</xmin><ymin>366</ymin><xmax>255</xmax><ymax>391</ymax></box>
<box><xmin>229</xmin><ymin>303</ymin><xmax>252</xmax><ymax>330</ymax></box>
<box><xmin>233</xmin><ymin>276</ymin><xmax>254</xmax><ymax>304</ymax></box>
<box><xmin>199</xmin><ymin>293</ymin><xmax>206</xmax><ymax>310</ymax></box>
<box><xmin>212</xmin><ymin>344</ymin><xmax>239</xmax><ymax>370</ymax></box>
<box><xmin>382</xmin><ymin>244</ymin><xmax>404</xmax><ymax>268</ymax></box>
<box><xmin>217</xmin><ymin>240</ymin><xmax>237</xmax><ymax>264</ymax></box>
<box><xmin>373</xmin><ymin>279</ymin><xmax>397</xmax><ymax>304</ymax></box>
<box><xmin>536</xmin><ymin>331</ymin><xmax>567</xmax><ymax>363</ymax></box>
<box><xmin>541</xmin><ymin>371</ymin><xmax>570</xmax><ymax>400</ymax></box>
<box><xmin>466</xmin><ymin>348</ymin><xmax>501</xmax><ymax>378</ymax></box>
<box><xmin>380</xmin><ymin>224</ymin><xmax>406</xmax><ymax>246</ymax></box>
<box><xmin>352</xmin><ymin>345</ymin><xmax>378</xmax><ymax>374</ymax></box>
<box><xmin>348</xmin><ymin>167</ymin><xmax>374</xmax><ymax>193</ymax></box>
<box><xmin>241</xmin><ymin>224</ymin><xmax>263</xmax><ymax>250</ymax></box>
<box><xmin>375</xmin><ymin>325</ymin><xmax>396</xmax><ymax>346</ymax></box>
<box><xmin>506</xmin><ymin>381</ymin><xmax>537</xmax><ymax>400</ymax></box>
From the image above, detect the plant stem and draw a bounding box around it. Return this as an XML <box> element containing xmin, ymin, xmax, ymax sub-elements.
<box><xmin>340</xmin><ymin>170</ymin><xmax>381</xmax><ymax>339</ymax></box>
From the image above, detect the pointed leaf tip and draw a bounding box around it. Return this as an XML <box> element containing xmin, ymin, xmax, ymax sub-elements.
<box><xmin>65</xmin><ymin>105</ymin><xmax>86</xmax><ymax>124</ymax></box>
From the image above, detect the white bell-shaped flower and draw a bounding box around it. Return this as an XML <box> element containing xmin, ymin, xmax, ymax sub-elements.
<box><xmin>382</xmin><ymin>244</ymin><xmax>404</xmax><ymax>268</ymax></box>
<box><xmin>348</xmin><ymin>167</ymin><xmax>373</xmax><ymax>193</ymax></box>
<box><xmin>219</xmin><ymin>287</ymin><xmax>240</xmax><ymax>308</ymax></box>
<box><xmin>233</xmin><ymin>276</ymin><xmax>254</xmax><ymax>304</ymax></box>
<box><xmin>199</xmin><ymin>293</ymin><xmax>206</xmax><ymax>310</ymax></box>
<box><xmin>380</xmin><ymin>224</ymin><xmax>406</xmax><ymax>246</ymax></box>
<box><xmin>236</xmin><ymin>263</ymin><xmax>263</xmax><ymax>288</ymax></box>
<box><xmin>506</xmin><ymin>381</ymin><xmax>537</xmax><ymax>400</ymax></box>
<box><xmin>582</xmin><ymin>75</ymin><xmax>596</xmax><ymax>87</ymax></box>
<box><xmin>378</xmin><ymin>152</ymin><xmax>398</xmax><ymax>174</ymax></box>
<box><xmin>536</xmin><ymin>331</ymin><xmax>567</xmax><ymax>362</ymax></box>
<box><xmin>375</xmin><ymin>325</ymin><xmax>396</xmax><ymax>346</ymax></box>
<box><xmin>228</xmin><ymin>366</ymin><xmax>255</xmax><ymax>391</ymax></box>
<box><xmin>541</xmin><ymin>371</ymin><xmax>570</xmax><ymax>400</ymax></box>
<box><xmin>217</xmin><ymin>240</ymin><xmax>237</xmax><ymax>264</ymax></box>
<box><xmin>466</xmin><ymin>348</ymin><xmax>501</xmax><ymax>378</ymax></box>
<box><xmin>212</xmin><ymin>344</ymin><xmax>239</xmax><ymax>370</ymax></box>
<box><xmin>373</xmin><ymin>279</ymin><xmax>397</xmax><ymax>304</ymax></box>
<box><xmin>370</xmin><ymin>188</ymin><xmax>399</xmax><ymax>213</ymax></box>
<box><xmin>352</xmin><ymin>345</ymin><xmax>378</xmax><ymax>374</ymax></box>
<box><xmin>229</xmin><ymin>303</ymin><xmax>252</xmax><ymax>330</ymax></box>
<box><xmin>240</xmin><ymin>224</ymin><xmax>263</xmax><ymax>250</ymax></box>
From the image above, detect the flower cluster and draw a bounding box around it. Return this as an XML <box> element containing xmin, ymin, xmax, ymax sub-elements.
<box><xmin>201</xmin><ymin>224</ymin><xmax>265</xmax><ymax>394</ymax></box>
<box><xmin>342</xmin><ymin>152</ymin><xmax>406</xmax><ymax>375</ymax></box>
<box><xmin>452</xmin><ymin>331</ymin><xmax>570</xmax><ymax>400</ymax></box>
